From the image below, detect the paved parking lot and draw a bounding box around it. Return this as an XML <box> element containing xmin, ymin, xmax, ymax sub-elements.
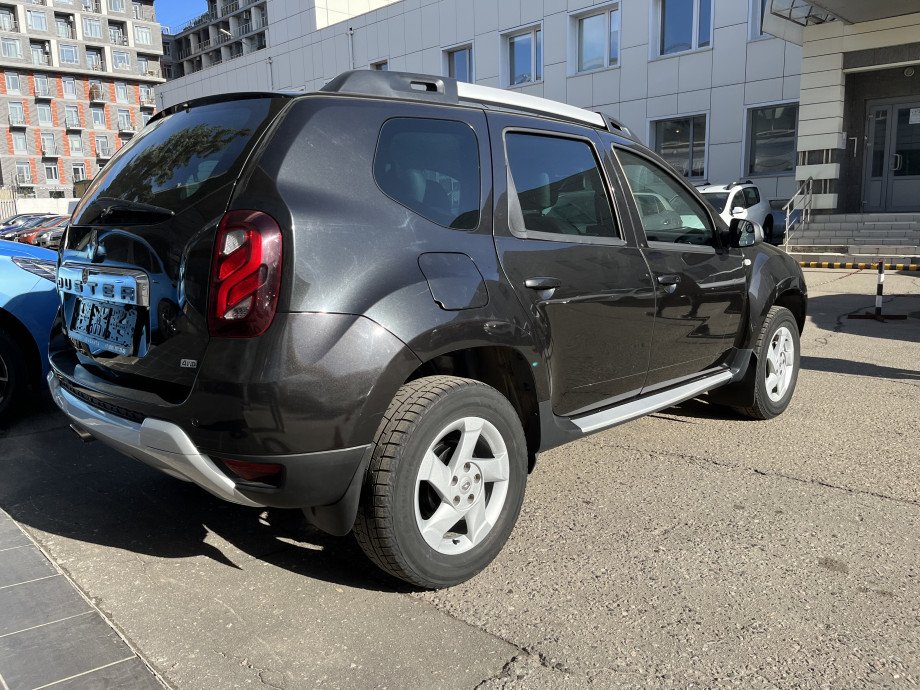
<box><xmin>1</xmin><ymin>268</ymin><xmax>918</xmax><ymax>689</ymax></box>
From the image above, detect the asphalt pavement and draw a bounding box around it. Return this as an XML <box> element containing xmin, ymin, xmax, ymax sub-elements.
<box><xmin>0</xmin><ymin>268</ymin><xmax>917</xmax><ymax>689</ymax></box>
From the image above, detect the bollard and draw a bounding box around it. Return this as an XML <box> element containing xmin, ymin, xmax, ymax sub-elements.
<box><xmin>848</xmin><ymin>260</ymin><xmax>907</xmax><ymax>321</ymax></box>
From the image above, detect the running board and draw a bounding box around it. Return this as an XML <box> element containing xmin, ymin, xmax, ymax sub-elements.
<box><xmin>572</xmin><ymin>370</ymin><xmax>733</xmax><ymax>434</ymax></box>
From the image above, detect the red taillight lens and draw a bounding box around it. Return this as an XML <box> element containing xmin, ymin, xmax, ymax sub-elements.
<box><xmin>208</xmin><ymin>210</ymin><xmax>283</xmax><ymax>338</ymax></box>
<box><xmin>220</xmin><ymin>459</ymin><xmax>284</xmax><ymax>485</ymax></box>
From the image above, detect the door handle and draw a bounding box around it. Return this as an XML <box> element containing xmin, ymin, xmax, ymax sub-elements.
<box><xmin>657</xmin><ymin>274</ymin><xmax>681</xmax><ymax>286</ymax></box>
<box><xmin>524</xmin><ymin>277</ymin><xmax>561</xmax><ymax>291</ymax></box>
<box><xmin>892</xmin><ymin>153</ymin><xmax>904</xmax><ymax>172</ymax></box>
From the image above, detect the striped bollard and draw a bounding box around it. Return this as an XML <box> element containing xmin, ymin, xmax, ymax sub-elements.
<box><xmin>848</xmin><ymin>259</ymin><xmax>907</xmax><ymax>321</ymax></box>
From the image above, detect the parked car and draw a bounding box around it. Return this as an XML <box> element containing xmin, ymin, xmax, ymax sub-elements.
<box><xmin>48</xmin><ymin>71</ymin><xmax>807</xmax><ymax>588</ymax></box>
<box><xmin>34</xmin><ymin>223</ymin><xmax>68</xmax><ymax>250</ymax></box>
<box><xmin>697</xmin><ymin>181</ymin><xmax>778</xmax><ymax>243</ymax></box>
<box><xmin>1</xmin><ymin>213</ymin><xmax>42</xmax><ymax>228</ymax></box>
<box><xmin>0</xmin><ymin>215</ymin><xmax>56</xmax><ymax>240</ymax></box>
<box><xmin>0</xmin><ymin>241</ymin><xmax>58</xmax><ymax>418</ymax></box>
<box><xmin>17</xmin><ymin>216</ymin><xmax>69</xmax><ymax>246</ymax></box>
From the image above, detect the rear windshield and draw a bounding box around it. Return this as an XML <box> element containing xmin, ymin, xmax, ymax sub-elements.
<box><xmin>701</xmin><ymin>192</ymin><xmax>729</xmax><ymax>212</ymax></box>
<box><xmin>72</xmin><ymin>97</ymin><xmax>284</xmax><ymax>224</ymax></box>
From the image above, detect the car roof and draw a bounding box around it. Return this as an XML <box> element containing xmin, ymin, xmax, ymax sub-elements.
<box><xmin>696</xmin><ymin>181</ymin><xmax>757</xmax><ymax>193</ymax></box>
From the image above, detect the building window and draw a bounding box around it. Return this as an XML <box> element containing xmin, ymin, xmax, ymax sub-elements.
<box><xmin>659</xmin><ymin>0</ymin><xmax>712</xmax><ymax>56</ymax></box>
<box><xmin>83</xmin><ymin>17</ymin><xmax>102</xmax><ymax>39</ymax></box>
<box><xmin>72</xmin><ymin>162</ymin><xmax>85</xmax><ymax>180</ymax></box>
<box><xmin>16</xmin><ymin>161</ymin><xmax>31</xmax><ymax>185</ymax></box>
<box><xmin>747</xmin><ymin>103</ymin><xmax>798</xmax><ymax>175</ymax></box>
<box><xmin>112</xmin><ymin>51</ymin><xmax>130</xmax><ymax>69</ymax></box>
<box><xmin>134</xmin><ymin>25</ymin><xmax>152</xmax><ymax>45</ymax></box>
<box><xmin>575</xmin><ymin>5</ymin><xmax>620</xmax><ymax>72</ymax></box>
<box><xmin>371</xmin><ymin>60</ymin><xmax>388</xmax><ymax>71</ymax></box>
<box><xmin>5</xmin><ymin>72</ymin><xmax>20</xmax><ymax>94</ymax></box>
<box><xmin>8</xmin><ymin>101</ymin><xmax>24</xmax><ymax>125</ymax></box>
<box><xmin>62</xmin><ymin>76</ymin><xmax>76</xmax><ymax>98</ymax></box>
<box><xmin>69</xmin><ymin>133</ymin><xmax>83</xmax><ymax>153</ymax></box>
<box><xmin>41</xmin><ymin>132</ymin><xmax>56</xmax><ymax>155</ymax></box>
<box><xmin>140</xmin><ymin>84</ymin><xmax>153</xmax><ymax>103</ymax></box>
<box><xmin>507</xmin><ymin>26</ymin><xmax>542</xmax><ymax>86</ymax></box>
<box><xmin>34</xmin><ymin>74</ymin><xmax>49</xmax><ymax>97</ymax></box>
<box><xmin>0</xmin><ymin>9</ymin><xmax>15</xmax><ymax>32</ymax></box>
<box><xmin>37</xmin><ymin>103</ymin><xmax>52</xmax><ymax>126</ymax></box>
<box><xmin>96</xmin><ymin>135</ymin><xmax>110</xmax><ymax>156</ymax></box>
<box><xmin>45</xmin><ymin>162</ymin><xmax>59</xmax><ymax>182</ymax></box>
<box><xmin>751</xmin><ymin>0</ymin><xmax>771</xmax><ymax>39</ymax></box>
<box><xmin>446</xmin><ymin>46</ymin><xmax>472</xmax><ymax>83</ymax></box>
<box><xmin>1</xmin><ymin>38</ymin><xmax>22</xmax><ymax>59</ymax></box>
<box><xmin>27</xmin><ymin>10</ymin><xmax>47</xmax><ymax>32</ymax></box>
<box><xmin>59</xmin><ymin>43</ymin><xmax>79</xmax><ymax>64</ymax></box>
<box><xmin>86</xmin><ymin>49</ymin><xmax>103</xmax><ymax>70</ymax></box>
<box><xmin>141</xmin><ymin>111</ymin><xmax>151</xmax><ymax>127</ymax></box>
<box><xmin>65</xmin><ymin>104</ymin><xmax>79</xmax><ymax>127</ymax></box>
<box><xmin>115</xmin><ymin>81</ymin><xmax>128</xmax><ymax>103</ymax></box>
<box><xmin>56</xmin><ymin>16</ymin><xmax>73</xmax><ymax>39</ymax></box>
<box><xmin>652</xmin><ymin>115</ymin><xmax>707</xmax><ymax>178</ymax></box>
<box><xmin>91</xmin><ymin>106</ymin><xmax>105</xmax><ymax>128</ymax></box>
<box><xmin>110</xmin><ymin>0</ymin><xmax>125</xmax><ymax>11</ymax></box>
<box><xmin>12</xmin><ymin>131</ymin><xmax>26</xmax><ymax>154</ymax></box>
<box><xmin>117</xmin><ymin>109</ymin><xmax>131</xmax><ymax>131</ymax></box>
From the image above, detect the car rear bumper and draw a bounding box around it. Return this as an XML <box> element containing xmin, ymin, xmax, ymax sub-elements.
<box><xmin>48</xmin><ymin>371</ymin><xmax>370</xmax><ymax>511</ymax></box>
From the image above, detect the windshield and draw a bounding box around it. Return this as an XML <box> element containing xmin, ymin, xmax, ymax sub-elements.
<box><xmin>72</xmin><ymin>98</ymin><xmax>283</xmax><ymax>224</ymax></box>
<box><xmin>701</xmin><ymin>192</ymin><xmax>729</xmax><ymax>212</ymax></box>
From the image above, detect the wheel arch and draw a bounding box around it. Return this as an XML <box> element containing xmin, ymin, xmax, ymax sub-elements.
<box><xmin>0</xmin><ymin>307</ymin><xmax>41</xmax><ymax>387</ymax></box>
<box><xmin>773</xmin><ymin>289</ymin><xmax>806</xmax><ymax>333</ymax></box>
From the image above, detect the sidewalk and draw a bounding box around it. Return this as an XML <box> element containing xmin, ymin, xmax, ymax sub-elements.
<box><xmin>0</xmin><ymin>510</ymin><xmax>165</xmax><ymax>690</ymax></box>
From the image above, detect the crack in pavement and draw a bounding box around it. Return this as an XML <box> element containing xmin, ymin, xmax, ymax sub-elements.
<box><xmin>586</xmin><ymin>439</ymin><xmax>920</xmax><ymax>510</ymax></box>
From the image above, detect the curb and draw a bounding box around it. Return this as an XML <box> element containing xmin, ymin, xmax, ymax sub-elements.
<box><xmin>799</xmin><ymin>261</ymin><xmax>920</xmax><ymax>271</ymax></box>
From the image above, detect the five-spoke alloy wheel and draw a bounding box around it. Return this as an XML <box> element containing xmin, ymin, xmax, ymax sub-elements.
<box><xmin>354</xmin><ymin>376</ymin><xmax>527</xmax><ymax>589</ymax></box>
<box><xmin>734</xmin><ymin>305</ymin><xmax>801</xmax><ymax>419</ymax></box>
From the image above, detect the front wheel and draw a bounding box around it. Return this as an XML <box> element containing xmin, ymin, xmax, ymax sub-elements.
<box><xmin>0</xmin><ymin>329</ymin><xmax>26</xmax><ymax>420</ymax></box>
<box><xmin>354</xmin><ymin>376</ymin><xmax>528</xmax><ymax>589</ymax></box>
<box><xmin>733</xmin><ymin>306</ymin><xmax>800</xmax><ymax>420</ymax></box>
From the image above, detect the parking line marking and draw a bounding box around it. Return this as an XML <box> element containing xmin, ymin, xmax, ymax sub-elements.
<box><xmin>32</xmin><ymin>656</ymin><xmax>136</xmax><ymax>690</ymax></box>
<box><xmin>0</xmin><ymin>544</ymin><xmax>30</xmax><ymax>553</ymax></box>
<box><xmin>0</xmin><ymin>611</ymin><xmax>94</xmax><ymax>639</ymax></box>
<box><xmin>0</xmin><ymin>574</ymin><xmax>59</xmax><ymax>591</ymax></box>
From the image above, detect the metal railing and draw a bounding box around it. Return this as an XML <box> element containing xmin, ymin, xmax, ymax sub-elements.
<box><xmin>56</xmin><ymin>26</ymin><xmax>75</xmax><ymax>39</ymax></box>
<box><xmin>0</xmin><ymin>18</ymin><xmax>20</xmax><ymax>32</ymax></box>
<box><xmin>31</xmin><ymin>53</ymin><xmax>50</xmax><ymax>66</ymax></box>
<box><xmin>222</xmin><ymin>1</ymin><xmax>240</xmax><ymax>15</ymax></box>
<box><xmin>88</xmin><ymin>85</ymin><xmax>105</xmax><ymax>101</ymax></box>
<box><xmin>41</xmin><ymin>144</ymin><xmax>58</xmax><ymax>156</ymax></box>
<box><xmin>16</xmin><ymin>174</ymin><xmax>33</xmax><ymax>185</ymax></box>
<box><xmin>34</xmin><ymin>82</ymin><xmax>51</xmax><ymax>97</ymax></box>
<box><xmin>109</xmin><ymin>32</ymin><xmax>128</xmax><ymax>45</ymax></box>
<box><xmin>782</xmin><ymin>177</ymin><xmax>814</xmax><ymax>252</ymax></box>
<box><xmin>82</xmin><ymin>0</ymin><xmax>102</xmax><ymax>13</ymax></box>
<box><xmin>97</xmin><ymin>147</ymin><xmax>111</xmax><ymax>158</ymax></box>
<box><xmin>65</xmin><ymin>115</ymin><xmax>81</xmax><ymax>128</ymax></box>
<box><xmin>8</xmin><ymin>114</ymin><xmax>25</xmax><ymax>126</ymax></box>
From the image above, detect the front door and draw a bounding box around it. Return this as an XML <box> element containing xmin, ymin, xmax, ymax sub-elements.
<box><xmin>864</xmin><ymin>101</ymin><xmax>920</xmax><ymax>212</ymax></box>
<box><xmin>488</xmin><ymin>113</ymin><xmax>657</xmax><ymax>418</ymax></box>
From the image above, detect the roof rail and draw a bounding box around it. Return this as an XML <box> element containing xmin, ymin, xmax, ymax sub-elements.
<box><xmin>724</xmin><ymin>179</ymin><xmax>754</xmax><ymax>189</ymax></box>
<box><xmin>321</xmin><ymin>70</ymin><xmax>624</xmax><ymax>133</ymax></box>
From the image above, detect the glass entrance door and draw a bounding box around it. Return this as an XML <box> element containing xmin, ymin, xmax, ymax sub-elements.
<box><xmin>864</xmin><ymin>101</ymin><xmax>920</xmax><ymax>212</ymax></box>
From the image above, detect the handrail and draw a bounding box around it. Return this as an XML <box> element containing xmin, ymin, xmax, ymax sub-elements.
<box><xmin>783</xmin><ymin>176</ymin><xmax>813</xmax><ymax>252</ymax></box>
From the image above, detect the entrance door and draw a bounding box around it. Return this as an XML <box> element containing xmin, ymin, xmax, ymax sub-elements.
<box><xmin>864</xmin><ymin>101</ymin><xmax>920</xmax><ymax>212</ymax></box>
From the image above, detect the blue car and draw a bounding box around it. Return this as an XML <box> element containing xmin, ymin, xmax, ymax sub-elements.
<box><xmin>0</xmin><ymin>240</ymin><xmax>58</xmax><ymax>418</ymax></box>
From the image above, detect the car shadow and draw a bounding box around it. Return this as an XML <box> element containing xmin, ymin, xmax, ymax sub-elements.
<box><xmin>0</xmin><ymin>404</ymin><xmax>414</xmax><ymax>594</ymax></box>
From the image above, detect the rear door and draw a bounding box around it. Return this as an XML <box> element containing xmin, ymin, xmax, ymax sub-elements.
<box><xmin>488</xmin><ymin>113</ymin><xmax>655</xmax><ymax>417</ymax></box>
<box><xmin>56</xmin><ymin>96</ymin><xmax>289</xmax><ymax>399</ymax></box>
<box><xmin>611</xmin><ymin>146</ymin><xmax>746</xmax><ymax>390</ymax></box>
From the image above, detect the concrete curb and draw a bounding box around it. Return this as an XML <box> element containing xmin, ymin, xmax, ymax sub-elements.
<box><xmin>799</xmin><ymin>261</ymin><xmax>920</xmax><ymax>271</ymax></box>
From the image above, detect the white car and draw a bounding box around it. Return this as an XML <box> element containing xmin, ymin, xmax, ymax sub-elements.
<box><xmin>697</xmin><ymin>181</ymin><xmax>776</xmax><ymax>242</ymax></box>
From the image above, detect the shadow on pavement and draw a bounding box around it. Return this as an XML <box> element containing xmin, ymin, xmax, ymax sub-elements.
<box><xmin>0</xmin><ymin>403</ymin><xmax>411</xmax><ymax>594</ymax></box>
<box><xmin>807</xmin><ymin>293</ymin><xmax>920</xmax><ymax>344</ymax></box>
<box><xmin>800</xmin><ymin>355</ymin><xmax>920</xmax><ymax>380</ymax></box>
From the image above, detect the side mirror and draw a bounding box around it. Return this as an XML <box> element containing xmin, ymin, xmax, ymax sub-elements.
<box><xmin>731</xmin><ymin>206</ymin><xmax>745</xmax><ymax>216</ymax></box>
<box><xmin>729</xmin><ymin>218</ymin><xmax>764</xmax><ymax>247</ymax></box>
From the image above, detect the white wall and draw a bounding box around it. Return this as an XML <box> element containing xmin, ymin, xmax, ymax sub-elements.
<box><xmin>158</xmin><ymin>0</ymin><xmax>803</xmax><ymax>199</ymax></box>
<box><xmin>16</xmin><ymin>198</ymin><xmax>79</xmax><ymax>215</ymax></box>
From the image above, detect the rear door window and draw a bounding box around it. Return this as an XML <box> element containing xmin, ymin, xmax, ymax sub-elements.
<box><xmin>374</xmin><ymin>117</ymin><xmax>481</xmax><ymax>230</ymax></box>
<box><xmin>743</xmin><ymin>186</ymin><xmax>761</xmax><ymax>206</ymax></box>
<box><xmin>72</xmin><ymin>97</ymin><xmax>286</xmax><ymax>224</ymax></box>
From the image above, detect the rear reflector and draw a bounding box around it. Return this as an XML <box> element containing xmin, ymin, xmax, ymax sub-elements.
<box><xmin>221</xmin><ymin>459</ymin><xmax>284</xmax><ymax>485</ymax></box>
<box><xmin>208</xmin><ymin>210</ymin><xmax>283</xmax><ymax>338</ymax></box>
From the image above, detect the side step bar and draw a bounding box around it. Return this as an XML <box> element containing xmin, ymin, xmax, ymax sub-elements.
<box><xmin>572</xmin><ymin>369</ymin><xmax>733</xmax><ymax>434</ymax></box>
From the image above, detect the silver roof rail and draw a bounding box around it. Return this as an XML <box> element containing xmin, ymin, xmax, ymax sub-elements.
<box><xmin>456</xmin><ymin>82</ymin><xmax>606</xmax><ymax>129</ymax></box>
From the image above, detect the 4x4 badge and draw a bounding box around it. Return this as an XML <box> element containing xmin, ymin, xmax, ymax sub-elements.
<box><xmin>180</xmin><ymin>359</ymin><xmax>198</xmax><ymax>369</ymax></box>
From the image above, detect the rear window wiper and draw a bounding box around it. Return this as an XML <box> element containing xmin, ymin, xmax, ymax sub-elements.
<box><xmin>85</xmin><ymin>197</ymin><xmax>176</xmax><ymax>225</ymax></box>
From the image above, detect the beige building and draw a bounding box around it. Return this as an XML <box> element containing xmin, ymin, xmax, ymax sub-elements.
<box><xmin>0</xmin><ymin>0</ymin><xmax>164</xmax><ymax>198</ymax></box>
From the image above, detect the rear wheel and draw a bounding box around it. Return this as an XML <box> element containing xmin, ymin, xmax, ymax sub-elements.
<box><xmin>0</xmin><ymin>329</ymin><xmax>26</xmax><ymax>420</ymax></box>
<box><xmin>354</xmin><ymin>376</ymin><xmax>528</xmax><ymax>589</ymax></box>
<box><xmin>733</xmin><ymin>306</ymin><xmax>800</xmax><ymax>420</ymax></box>
<box><xmin>763</xmin><ymin>216</ymin><xmax>775</xmax><ymax>243</ymax></box>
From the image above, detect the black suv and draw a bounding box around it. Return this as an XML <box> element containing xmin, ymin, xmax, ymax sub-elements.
<box><xmin>48</xmin><ymin>71</ymin><xmax>806</xmax><ymax>588</ymax></box>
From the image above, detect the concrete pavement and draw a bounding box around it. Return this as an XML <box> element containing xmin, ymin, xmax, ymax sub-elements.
<box><xmin>0</xmin><ymin>268</ymin><xmax>917</xmax><ymax>688</ymax></box>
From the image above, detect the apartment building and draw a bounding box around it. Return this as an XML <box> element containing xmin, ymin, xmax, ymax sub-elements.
<box><xmin>161</xmin><ymin>0</ymin><xmax>268</xmax><ymax>80</ymax></box>
<box><xmin>0</xmin><ymin>0</ymin><xmax>163</xmax><ymax>198</ymax></box>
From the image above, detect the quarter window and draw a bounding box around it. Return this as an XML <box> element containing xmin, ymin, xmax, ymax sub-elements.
<box><xmin>505</xmin><ymin>132</ymin><xmax>618</xmax><ymax>240</ymax></box>
<box><xmin>374</xmin><ymin>118</ymin><xmax>481</xmax><ymax>230</ymax></box>
<box><xmin>507</xmin><ymin>27</ymin><xmax>542</xmax><ymax>86</ymax></box>
<box><xmin>659</xmin><ymin>0</ymin><xmax>712</xmax><ymax>56</ymax></box>
<box><xmin>652</xmin><ymin>115</ymin><xmax>707</xmax><ymax>178</ymax></box>
<box><xmin>747</xmin><ymin>104</ymin><xmax>798</xmax><ymax>175</ymax></box>
<box><xmin>617</xmin><ymin>149</ymin><xmax>714</xmax><ymax>246</ymax></box>
<box><xmin>575</xmin><ymin>5</ymin><xmax>620</xmax><ymax>72</ymax></box>
<box><xmin>743</xmin><ymin>187</ymin><xmax>760</xmax><ymax>207</ymax></box>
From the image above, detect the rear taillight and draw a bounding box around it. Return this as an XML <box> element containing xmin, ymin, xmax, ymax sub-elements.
<box><xmin>208</xmin><ymin>210</ymin><xmax>283</xmax><ymax>338</ymax></box>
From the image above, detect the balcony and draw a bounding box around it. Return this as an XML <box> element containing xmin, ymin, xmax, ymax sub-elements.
<box><xmin>222</xmin><ymin>1</ymin><xmax>240</xmax><ymax>15</ymax></box>
<box><xmin>8</xmin><ymin>115</ymin><xmax>26</xmax><ymax>127</ymax></box>
<box><xmin>133</xmin><ymin>5</ymin><xmax>155</xmax><ymax>22</ymax></box>
<box><xmin>65</xmin><ymin>116</ymin><xmax>82</xmax><ymax>130</ymax></box>
<box><xmin>96</xmin><ymin>147</ymin><xmax>111</xmax><ymax>159</ymax></box>
<box><xmin>28</xmin><ymin>0</ymin><xmax>47</xmax><ymax>5</ymax></box>
<box><xmin>0</xmin><ymin>18</ymin><xmax>20</xmax><ymax>33</ymax></box>
<box><xmin>56</xmin><ymin>26</ymin><xmax>74</xmax><ymax>39</ymax></box>
<box><xmin>31</xmin><ymin>53</ymin><xmax>50</xmax><ymax>66</ymax></box>
<box><xmin>141</xmin><ymin>66</ymin><xmax>161</xmax><ymax>78</ymax></box>
<box><xmin>88</xmin><ymin>61</ymin><xmax>105</xmax><ymax>71</ymax></box>
<box><xmin>34</xmin><ymin>83</ymin><xmax>52</xmax><ymax>98</ymax></box>
<box><xmin>109</xmin><ymin>33</ymin><xmax>128</xmax><ymax>45</ymax></box>
<box><xmin>81</xmin><ymin>0</ymin><xmax>101</xmax><ymax>13</ymax></box>
<box><xmin>140</xmin><ymin>95</ymin><xmax>155</xmax><ymax>108</ymax></box>
<box><xmin>41</xmin><ymin>144</ymin><xmax>59</xmax><ymax>157</ymax></box>
<box><xmin>118</xmin><ymin>123</ymin><xmax>134</xmax><ymax>134</ymax></box>
<box><xmin>16</xmin><ymin>174</ymin><xmax>33</xmax><ymax>185</ymax></box>
<box><xmin>198</xmin><ymin>38</ymin><xmax>211</xmax><ymax>50</ymax></box>
<box><xmin>88</xmin><ymin>85</ymin><xmax>105</xmax><ymax>102</ymax></box>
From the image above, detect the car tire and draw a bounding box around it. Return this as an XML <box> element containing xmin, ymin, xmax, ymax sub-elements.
<box><xmin>733</xmin><ymin>306</ymin><xmax>800</xmax><ymax>420</ymax></box>
<box><xmin>0</xmin><ymin>329</ymin><xmax>26</xmax><ymax>420</ymax></box>
<box><xmin>354</xmin><ymin>375</ymin><xmax>528</xmax><ymax>589</ymax></box>
<box><xmin>763</xmin><ymin>216</ymin><xmax>774</xmax><ymax>243</ymax></box>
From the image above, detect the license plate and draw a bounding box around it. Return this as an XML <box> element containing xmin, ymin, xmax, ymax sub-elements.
<box><xmin>70</xmin><ymin>299</ymin><xmax>138</xmax><ymax>356</ymax></box>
